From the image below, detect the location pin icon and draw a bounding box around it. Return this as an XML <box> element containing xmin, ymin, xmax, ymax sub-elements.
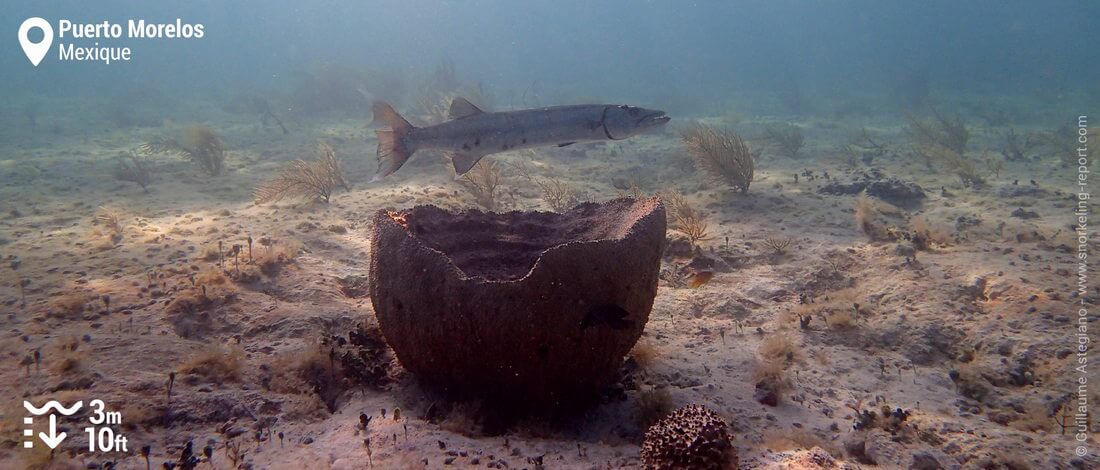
<box><xmin>18</xmin><ymin>17</ymin><xmax>53</xmax><ymax>67</ymax></box>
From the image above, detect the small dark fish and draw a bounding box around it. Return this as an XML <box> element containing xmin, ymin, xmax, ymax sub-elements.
<box><xmin>580</xmin><ymin>304</ymin><xmax>635</xmax><ymax>330</ymax></box>
<box><xmin>689</xmin><ymin>271</ymin><xmax>715</xmax><ymax>288</ymax></box>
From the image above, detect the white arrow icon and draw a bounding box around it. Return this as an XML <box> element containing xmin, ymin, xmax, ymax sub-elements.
<box><xmin>38</xmin><ymin>414</ymin><xmax>66</xmax><ymax>449</ymax></box>
<box><xmin>18</xmin><ymin>17</ymin><xmax>53</xmax><ymax>67</ymax></box>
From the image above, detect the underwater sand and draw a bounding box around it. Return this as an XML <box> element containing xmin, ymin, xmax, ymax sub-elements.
<box><xmin>0</xmin><ymin>91</ymin><xmax>1094</xmax><ymax>470</ymax></box>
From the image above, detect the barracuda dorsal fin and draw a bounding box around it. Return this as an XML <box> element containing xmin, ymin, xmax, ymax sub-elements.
<box><xmin>448</xmin><ymin>97</ymin><xmax>485</xmax><ymax>120</ymax></box>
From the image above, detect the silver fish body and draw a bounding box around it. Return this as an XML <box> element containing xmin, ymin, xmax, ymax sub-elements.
<box><xmin>370</xmin><ymin>98</ymin><xmax>669</xmax><ymax>181</ymax></box>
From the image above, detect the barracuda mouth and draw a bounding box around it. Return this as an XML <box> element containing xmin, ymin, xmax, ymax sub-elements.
<box><xmin>637</xmin><ymin>112</ymin><xmax>670</xmax><ymax>128</ymax></box>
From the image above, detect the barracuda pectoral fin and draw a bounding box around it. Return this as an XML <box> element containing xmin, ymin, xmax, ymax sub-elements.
<box><xmin>557</xmin><ymin>142</ymin><xmax>576</xmax><ymax>147</ymax></box>
<box><xmin>448</xmin><ymin>97</ymin><xmax>485</xmax><ymax>120</ymax></box>
<box><xmin>449</xmin><ymin>151</ymin><xmax>488</xmax><ymax>176</ymax></box>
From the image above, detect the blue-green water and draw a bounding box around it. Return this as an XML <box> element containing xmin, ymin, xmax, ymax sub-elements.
<box><xmin>1</xmin><ymin>2</ymin><xmax>1098</xmax><ymax>469</ymax></box>
<box><xmin>3</xmin><ymin>1</ymin><xmax>1097</xmax><ymax>121</ymax></box>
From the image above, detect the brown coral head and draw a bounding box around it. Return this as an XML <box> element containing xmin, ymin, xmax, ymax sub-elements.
<box><xmin>368</xmin><ymin>197</ymin><xmax>666</xmax><ymax>407</ymax></box>
<box><xmin>641</xmin><ymin>404</ymin><xmax>735</xmax><ymax>470</ymax></box>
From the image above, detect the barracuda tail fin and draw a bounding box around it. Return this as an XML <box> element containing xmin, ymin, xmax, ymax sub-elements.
<box><xmin>371</xmin><ymin>102</ymin><xmax>415</xmax><ymax>182</ymax></box>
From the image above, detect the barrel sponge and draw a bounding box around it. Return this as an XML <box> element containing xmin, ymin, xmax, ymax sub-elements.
<box><xmin>641</xmin><ymin>404</ymin><xmax>735</xmax><ymax>470</ymax></box>
<box><xmin>368</xmin><ymin>197</ymin><xmax>666</xmax><ymax>406</ymax></box>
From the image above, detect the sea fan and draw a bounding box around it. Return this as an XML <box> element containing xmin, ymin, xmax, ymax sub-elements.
<box><xmin>682</xmin><ymin>124</ymin><xmax>754</xmax><ymax>193</ymax></box>
<box><xmin>141</xmin><ymin>125</ymin><xmax>227</xmax><ymax>176</ymax></box>
<box><xmin>254</xmin><ymin>142</ymin><xmax>349</xmax><ymax>204</ymax></box>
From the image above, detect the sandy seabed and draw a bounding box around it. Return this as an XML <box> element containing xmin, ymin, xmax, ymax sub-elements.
<box><xmin>0</xmin><ymin>100</ymin><xmax>1096</xmax><ymax>469</ymax></box>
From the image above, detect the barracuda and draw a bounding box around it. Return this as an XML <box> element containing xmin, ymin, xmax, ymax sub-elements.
<box><xmin>370</xmin><ymin>98</ymin><xmax>670</xmax><ymax>182</ymax></box>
